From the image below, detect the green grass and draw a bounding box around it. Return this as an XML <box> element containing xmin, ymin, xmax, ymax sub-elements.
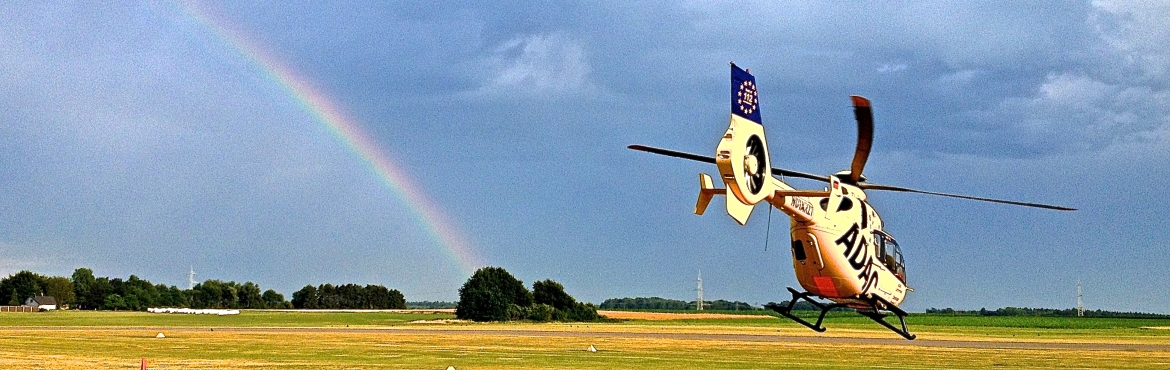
<box><xmin>10</xmin><ymin>310</ymin><xmax>1168</xmax><ymax>330</ymax></box>
<box><xmin>599</xmin><ymin>308</ymin><xmax>776</xmax><ymax>315</ymax></box>
<box><xmin>2</xmin><ymin>310</ymin><xmax>1169</xmax><ymax>369</ymax></box>
<box><xmin>911</xmin><ymin>313</ymin><xmax>1170</xmax><ymax>329</ymax></box>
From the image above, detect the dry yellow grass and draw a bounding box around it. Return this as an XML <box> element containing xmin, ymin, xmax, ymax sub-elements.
<box><xmin>3</xmin><ymin>311</ymin><xmax>1169</xmax><ymax>368</ymax></box>
<box><xmin>2</xmin><ymin>327</ymin><xmax>1169</xmax><ymax>369</ymax></box>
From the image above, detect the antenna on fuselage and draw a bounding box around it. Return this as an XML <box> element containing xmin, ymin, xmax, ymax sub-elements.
<box><xmin>763</xmin><ymin>206</ymin><xmax>773</xmax><ymax>251</ymax></box>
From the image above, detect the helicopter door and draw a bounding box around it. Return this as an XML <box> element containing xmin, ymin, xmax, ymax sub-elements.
<box><xmin>875</xmin><ymin>231</ymin><xmax>907</xmax><ymax>283</ymax></box>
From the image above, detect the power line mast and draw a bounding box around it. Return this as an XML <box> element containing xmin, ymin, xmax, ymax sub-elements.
<box><xmin>696</xmin><ymin>270</ymin><xmax>704</xmax><ymax>311</ymax></box>
<box><xmin>1077</xmin><ymin>280</ymin><xmax>1084</xmax><ymax>317</ymax></box>
<box><xmin>189</xmin><ymin>266</ymin><xmax>197</xmax><ymax>290</ymax></box>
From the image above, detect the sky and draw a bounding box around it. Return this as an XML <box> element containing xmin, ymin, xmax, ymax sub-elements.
<box><xmin>2</xmin><ymin>1</ymin><xmax>1169</xmax><ymax>313</ymax></box>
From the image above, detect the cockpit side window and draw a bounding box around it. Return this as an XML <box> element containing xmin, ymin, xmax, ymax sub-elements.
<box><xmin>874</xmin><ymin>231</ymin><xmax>907</xmax><ymax>283</ymax></box>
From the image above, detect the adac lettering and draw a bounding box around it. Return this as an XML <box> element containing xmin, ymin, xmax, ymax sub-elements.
<box><xmin>835</xmin><ymin>223</ymin><xmax>879</xmax><ymax>292</ymax></box>
<box><xmin>835</xmin><ymin>223</ymin><xmax>867</xmax><ymax>270</ymax></box>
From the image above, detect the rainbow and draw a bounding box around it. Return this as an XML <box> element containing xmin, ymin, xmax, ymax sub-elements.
<box><xmin>177</xmin><ymin>3</ymin><xmax>482</xmax><ymax>276</ymax></box>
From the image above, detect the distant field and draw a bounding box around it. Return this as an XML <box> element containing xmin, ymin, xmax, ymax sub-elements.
<box><xmin>2</xmin><ymin>310</ymin><xmax>1169</xmax><ymax>369</ymax></box>
<box><xmin>0</xmin><ymin>310</ymin><xmax>446</xmax><ymax>328</ymax></box>
<box><xmin>597</xmin><ymin>310</ymin><xmax>769</xmax><ymax>320</ymax></box>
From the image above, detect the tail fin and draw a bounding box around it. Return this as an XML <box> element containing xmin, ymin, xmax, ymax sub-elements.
<box><xmin>715</xmin><ymin>64</ymin><xmax>774</xmax><ymax>225</ymax></box>
<box><xmin>696</xmin><ymin>173</ymin><xmax>719</xmax><ymax>215</ymax></box>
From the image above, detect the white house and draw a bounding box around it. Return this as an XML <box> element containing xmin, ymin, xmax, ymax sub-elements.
<box><xmin>25</xmin><ymin>295</ymin><xmax>57</xmax><ymax>311</ymax></box>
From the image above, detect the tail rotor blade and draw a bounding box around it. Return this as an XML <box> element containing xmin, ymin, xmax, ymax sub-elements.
<box><xmin>850</xmin><ymin>96</ymin><xmax>874</xmax><ymax>183</ymax></box>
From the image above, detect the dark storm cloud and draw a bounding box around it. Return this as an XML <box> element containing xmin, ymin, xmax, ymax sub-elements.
<box><xmin>3</xmin><ymin>1</ymin><xmax>1169</xmax><ymax>311</ymax></box>
<box><xmin>244</xmin><ymin>2</ymin><xmax>1170</xmax><ymax>159</ymax></box>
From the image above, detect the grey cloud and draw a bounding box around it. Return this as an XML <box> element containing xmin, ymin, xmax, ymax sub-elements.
<box><xmin>467</xmin><ymin>33</ymin><xmax>600</xmax><ymax>98</ymax></box>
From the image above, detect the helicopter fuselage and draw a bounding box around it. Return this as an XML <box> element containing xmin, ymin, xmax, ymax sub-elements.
<box><xmin>767</xmin><ymin>178</ymin><xmax>909</xmax><ymax>310</ymax></box>
<box><xmin>703</xmin><ymin>111</ymin><xmax>911</xmax><ymax>310</ymax></box>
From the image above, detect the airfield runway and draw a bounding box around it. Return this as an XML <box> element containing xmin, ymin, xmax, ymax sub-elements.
<box><xmin>195</xmin><ymin>327</ymin><xmax>1170</xmax><ymax>352</ymax></box>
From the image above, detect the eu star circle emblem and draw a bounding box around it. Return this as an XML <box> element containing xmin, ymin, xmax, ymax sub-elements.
<box><xmin>737</xmin><ymin>80</ymin><xmax>758</xmax><ymax>115</ymax></box>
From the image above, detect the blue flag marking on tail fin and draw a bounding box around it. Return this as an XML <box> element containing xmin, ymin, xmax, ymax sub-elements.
<box><xmin>731</xmin><ymin>63</ymin><xmax>762</xmax><ymax>124</ymax></box>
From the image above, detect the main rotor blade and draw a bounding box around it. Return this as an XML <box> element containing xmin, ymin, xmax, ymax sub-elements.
<box><xmin>850</xmin><ymin>96</ymin><xmax>874</xmax><ymax>184</ymax></box>
<box><xmin>858</xmin><ymin>183</ymin><xmax>1077</xmax><ymax>211</ymax></box>
<box><xmin>629</xmin><ymin>144</ymin><xmax>1074</xmax><ymax>210</ymax></box>
<box><xmin>627</xmin><ymin>144</ymin><xmax>714</xmax><ymax>164</ymax></box>
<box><xmin>771</xmin><ymin>167</ymin><xmax>829</xmax><ymax>183</ymax></box>
<box><xmin>627</xmin><ymin>144</ymin><xmax>828</xmax><ymax>182</ymax></box>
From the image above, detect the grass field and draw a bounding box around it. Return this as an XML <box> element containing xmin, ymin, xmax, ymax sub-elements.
<box><xmin>2</xmin><ymin>310</ymin><xmax>1169</xmax><ymax>369</ymax></box>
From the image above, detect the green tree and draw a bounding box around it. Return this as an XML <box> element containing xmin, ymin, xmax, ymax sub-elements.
<box><xmin>121</xmin><ymin>275</ymin><xmax>160</xmax><ymax>310</ymax></box>
<box><xmin>532</xmin><ymin>279</ymin><xmax>599</xmax><ymax>322</ymax></box>
<box><xmin>192</xmin><ymin>280</ymin><xmax>240</xmax><ymax>308</ymax></box>
<box><xmin>357</xmin><ymin>285</ymin><xmax>406</xmax><ymax>309</ymax></box>
<box><xmin>388</xmin><ymin>288</ymin><xmax>406</xmax><ymax>309</ymax></box>
<box><xmin>262</xmin><ymin>289</ymin><xmax>288</xmax><ymax>308</ymax></box>
<box><xmin>43</xmin><ymin>277</ymin><xmax>75</xmax><ymax>308</ymax></box>
<box><xmin>318</xmin><ymin>284</ymin><xmax>338</xmax><ymax>309</ymax></box>
<box><xmin>456</xmin><ymin>267</ymin><xmax>532</xmax><ymax>322</ymax></box>
<box><xmin>159</xmin><ymin>285</ymin><xmax>188</xmax><ymax>307</ymax></box>
<box><xmin>365</xmin><ymin>285</ymin><xmax>390</xmax><ymax>309</ymax></box>
<box><xmin>337</xmin><ymin>284</ymin><xmax>363</xmax><ymax>308</ymax></box>
<box><xmin>71</xmin><ymin>268</ymin><xmax>97</xmax><ymax>309</ymax></box>
<box><xmin>87</xmin><ymin>277</ymin><xmax>113</xmax><ymax>309</ymax></box>
<box><xmin>291</xmin><ymin>285</ymin><xmax>319</xmax><ymax>309</ymax></box>
<box><xmin>566</xmin><ymin>302</ymin><xmax>600</xmax><ymax>321</ymax></box>
<box><xmin>0</xmin><ymin>271</ymin><xmax>46</xmax><ymax>305</ymax></box>
<box><xmin>239</xmin><ymin>282</ymin><xmax>263</xmax><ymax>309</ymax></box>
<box><xmin>103</xmin><ymin>294</ymin><xmax>127</xmax><ymax>311</ymax></box>
<box><xmin>533</xmin><ymin>279</ymin><xmax>576</xmax><ymax>310</ymax></box>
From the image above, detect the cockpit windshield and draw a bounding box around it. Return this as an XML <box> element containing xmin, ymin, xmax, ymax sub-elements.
<box><xmin>874</xmin><ymin>231</ymin><xmax>906</xmax><ymax>283</ymax></box>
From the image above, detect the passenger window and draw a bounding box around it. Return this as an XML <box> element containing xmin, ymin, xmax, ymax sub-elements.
<box><xmin>791</xmin><ymin>239</ymin><xmax>807</xmax><ymax>261</ymax></box>
<box><xmin>836</xmin><ymin>198</ymin><xmax>853</xmax><ymax>212</ymax></box>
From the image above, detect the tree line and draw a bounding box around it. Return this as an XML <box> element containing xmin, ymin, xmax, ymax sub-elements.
<box><xmin>599</xmin><ymin>297</ymin><xmax>761</xmax><ymax>311</ymax></box>
<box><xmin>0</xmin><ymin>268</ymin><xmax>293</xmax><ymax>310</ymax></box>
<box><xmin>0</xmin><ymin>269</ymin><xmax>406</xmax><ymax>311</ymax></box>
<box><xmin>291</xmin><ymin>284</ymin><xmax>406</xmax><ymax>309</ymax></box>
<box><xmin>407</xmin><ymin>301</ymin><xmax>457</xmax><ymax>309</ymax></box>
<box><xmin>927</xmin><ymin>307</ymin><xmax>1170</xmax><ymax>318</ymax></box>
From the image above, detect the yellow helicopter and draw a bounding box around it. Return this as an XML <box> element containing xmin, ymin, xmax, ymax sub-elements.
<box><xmin>629</xmin><ymin>63</ymin><xmax>1074</xmax><ymax>340</ymax></box>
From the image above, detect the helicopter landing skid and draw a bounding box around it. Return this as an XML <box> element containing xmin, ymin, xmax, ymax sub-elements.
<box><xmin>856</xmin><ymin>294</ymin><xmax>916</xmax><ymax>340</ymax></box>
<box><xmin>764</xmin><ymin>287</ymin><xmax>847</xmax><ymax>333</ymax></box>
<box><xmin>765</xmin><ymin>287</ymin><xmax>916</xmax><ymax>340</ymax></box>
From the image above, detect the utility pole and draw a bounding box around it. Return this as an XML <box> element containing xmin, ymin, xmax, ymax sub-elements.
<box><xmin>189</xmin><ymin>266</ymin><xmax>196</xmax><ymax>290</ymax></box>
<box><xmin>696</xmin><ymin>270</ymin><xmax>704</xmax><ymax>311</ymax></box>
<box><xmin>1077</xmin><ymin>280</ymin><xmax>1084</xmax><ymax>317</ymax></box>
